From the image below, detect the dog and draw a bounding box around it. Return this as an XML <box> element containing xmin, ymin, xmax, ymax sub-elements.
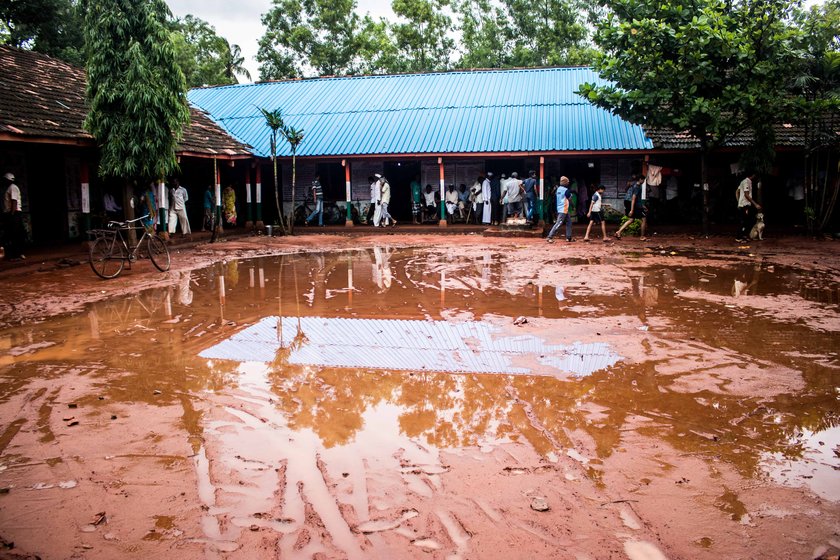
<box><xmin>749</xmin><ymin>212</ymin><xmax>765</xmax><ymax>240</ymax></box>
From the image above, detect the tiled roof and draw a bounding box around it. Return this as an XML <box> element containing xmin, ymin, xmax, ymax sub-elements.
<box><xmin>187</xmin><ymin>67</ymin><xmax>656</xmax><ymax>157</ymax></box>
<box><xmin>0</xmin><ymin>45</ymin><xmax>90</xmax><ymax>140</ymax></box>
<box><xmin>0</xmin><ymin>45</ymin><xmax>251</xmax><ymax>157</ymax></box>
<box><xmin>645</xmin><ymin>123</ymin><xmax>805</xmax><ymax>150</ymax></box>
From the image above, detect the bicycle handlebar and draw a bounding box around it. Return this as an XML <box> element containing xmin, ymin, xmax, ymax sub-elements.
<box><xmin>107</xmin><ymin>215</ymin><xmax>150</xmax><ymax>229</ymax></box>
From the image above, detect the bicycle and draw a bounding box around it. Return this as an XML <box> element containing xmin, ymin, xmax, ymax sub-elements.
<box><xmin>87</xmin><ymin>215</ymin><xmax>170</xmax><ymax>279</ymax></box>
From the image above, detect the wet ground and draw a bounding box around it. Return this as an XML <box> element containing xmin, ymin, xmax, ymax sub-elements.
<box><xmin>0</xmin><ymin>233</ymin><xmax>838</xmax><ymax>559</ymax></box>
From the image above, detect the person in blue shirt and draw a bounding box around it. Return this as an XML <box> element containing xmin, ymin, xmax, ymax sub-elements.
<box><xmin>203</xmin><ymin>185</ymin><xmax>214</xmax><ymax>231</ymax></box>
<box><xmin>545</xmin><ymin>176</ymin><xmax>574</xmax><ymax>243</ymax></box>
<box><xmin>523</xmin><ymin>170</ymin><xmax>538</xmax><ymax>224</ymax></box>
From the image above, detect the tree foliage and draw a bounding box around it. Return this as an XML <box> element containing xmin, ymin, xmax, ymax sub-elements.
<box><xmin>389</xmin><ymin>0</ymin><xmax>455</xmax><ymax>72</ymax></box>
<box><xmin>579</xmin><ymin>0</ymin><xmax>801</xmax><ymax>231</ymax></box>
<box><xmin>454</xmin><ymin>0</ymin><xmax>507</xmax><ymax>69</ymax></box>
<box><xmin>0</xmin><ymin>0</ymin><xmax>84</xmax><ymax>64</ymax></box>
<box><xmin>257</xmin><ymin>0</ymin><xmax>366</xmax><ymax>79</ymax></box>
<box><xmin>793</xmin><ymin>0</ymin><xmax>840</xmax><ymax>231</ymax></box>
<box><xmin>83</xmin><ymin>0</ymin><xmax>190</xmax><ymax>182</ymax></box>
<box><xmin>501</xmin><ymin>0</ymin><xmax>593</xmax><ymax>66</ymax></box>
<box><xmin>169</xmin><ymin>15</ymin><xmax>249</xmax><ymax>88</ymax></box>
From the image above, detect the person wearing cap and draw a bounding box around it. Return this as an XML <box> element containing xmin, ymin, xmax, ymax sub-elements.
<box><xmin>523</xmin><ymin>170</ymin><xmax>538</xmax><ymax>224</ymax></box>
<box><xmin>2</xmin><ymin>172</ymin><xmax>25</xmax><ymax>260</ymax></box>
<box><xmin>481</xmin><ymin>174</ymin><xmax>492</xmax><ymax>224</ymax></box>
<box><xmin>378</xmin><ymin>175</ymin><xmax>396</xmax><ymax>227</ymax></box>
<box><xmin>546</xmin><ymin>176</ymin><xmax>574</xmax><ymax>243</ymax></box>
<box><xmin>370</xmin><ymin>174</ymin><xmax>382</xmax><ymax>227</ymax></box>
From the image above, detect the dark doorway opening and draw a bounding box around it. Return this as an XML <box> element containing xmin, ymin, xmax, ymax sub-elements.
<box><xmin>383</xmin><ymin>161</ymin><xmax>421</xmax><ymax>221</ymax></box>
<box><xmin>316</xmin><ymin>162</ymin><xmax>345</xmax><ymax>202</ymax></box>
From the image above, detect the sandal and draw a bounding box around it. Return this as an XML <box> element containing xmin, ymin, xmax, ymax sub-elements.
<box><xmin>613</xmin><ymin>232</ymin><xmax>621</xmax><ymax>240</ymax></box>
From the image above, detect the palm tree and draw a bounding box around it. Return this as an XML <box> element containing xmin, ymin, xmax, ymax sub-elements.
<box><xmin>279</xmin><ymin>123</ymin><xmax>305</xmax><ymax>235</ymax></box>
<box><xmin>258</xmin><ymin>107</ymin><xmax>287</xmax><ymax>235</ymax></box>
<box><xmin>225</xmin><ymin>43</ymin><xmax>251</xmax><ymax>83</ymax></box>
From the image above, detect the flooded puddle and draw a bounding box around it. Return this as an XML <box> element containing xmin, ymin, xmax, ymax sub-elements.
<box><xmin>1</xmin><ymin>246</ymin><xmax>839</xmax><ymax>558</ymax></box>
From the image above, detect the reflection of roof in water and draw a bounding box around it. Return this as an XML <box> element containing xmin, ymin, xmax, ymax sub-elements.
<box><xmin>200</xmin><ymin>316</ymin><xmax>621</xmax><ymax>377</ymax></box>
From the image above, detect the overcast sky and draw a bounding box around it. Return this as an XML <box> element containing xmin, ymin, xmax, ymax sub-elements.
<box><xmin>166</xmin><ymin>0</ymin><xmax>396</xmax><ymax>83</ymax></box>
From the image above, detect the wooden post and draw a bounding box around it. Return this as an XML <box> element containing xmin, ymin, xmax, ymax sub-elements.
<box><xmin>245</xmin><ymin>164</ymin><xmax>253</xmax><ymax>229</ymax></box>
<box><xmin>214</xmin><ymin>158</ymin><xmax>223</xmax><ymax>234</ymax></box>
<box><xmin>255</xmin><ymin>164</ymin><xmax>264</xmax><ymax>229</ymax></box>
<box><xmin>438</xmin><ymin>157</ymin><xmax>447</xmax><ymax>227</ymax></box>
<box><xmin>158</xmin><ymin>180</ymin><xmax>168</xmax><ymax>240</ymax></box>
<box><xmin>538</xmin><ymin>156</ymin><xmax>545</xmax><ymax>226</ymax></box>
<box><xmin>80</xmin><ymin>161</ymin><xmax>90</xmax><ymax>239</ymax></box>
<box><xmin>344</xmin><ymin>159</ymin><xmax>353</xmax><ymax>227</ymax></box>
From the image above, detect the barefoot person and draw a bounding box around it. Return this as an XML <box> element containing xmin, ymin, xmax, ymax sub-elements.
<box><xmin>736</xmin><ymin>172</ymin><xmax>761</xmax><ymax>243</ymax></box>
<box><xmin>545</xmin><ymin>176</ymin><xmax>574</xmax><ymax>243</ymax></box>
<box><xmin>583</xmin><ymin>184</ymin><xmax>609</xmax><ymax>242</ymax></box>
<box><xmin>614</xmin><ymin>176</ymin><xmax>647</xmax><ymax>240</ymax></box>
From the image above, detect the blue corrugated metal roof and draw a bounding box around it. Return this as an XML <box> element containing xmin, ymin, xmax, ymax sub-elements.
<box><xmin>199</xmin><ymin>316</ymin><xmax>622</xmax><ymax>377</ymax></box>
<box><xmin>188</xmin><ymin>67</ymin><xmax>653</xmax><ymax>158</ymax></box>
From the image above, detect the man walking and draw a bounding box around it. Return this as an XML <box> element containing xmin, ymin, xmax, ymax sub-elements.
<box><xmin>736</xmin><ymin>173</ymin><xmax>761</xmax><ymax>242</ymax></box>
<box><xmin>2</xmin><ymin>172</ymin><xmax>24</xmax><ymax>260</ymax></box>
<box><xmin>505</xmin><ymin>172</ymin><xmax>524</xmax><ymax>220</ymax></box>
<box><xmin>379</xmin><ymin>174</ymin><xmax>396</xmax><ymax>227</ymax></box>
<box><xmin>371</xmin><ymin>175</ymin><xmax>382</xmax><ymax>227</ymax></box>
<box><xmin>168</xmin><ymin>178</ymin><xmax>191</xmax><ymax>236</ymax></box>
<box><xmin>523</xmin><ymin>170</ymin><xmax>538</xmax><ymax>224</ymax></box>
<box><xmin>306</xmin><ymin>174</ymin><xmax>324</xmax><ymax>226</ymax></box>
<box><xmin>546</xmin><ymin>176</ymin><xmax>574</xmax><ymax>243</ymax></box>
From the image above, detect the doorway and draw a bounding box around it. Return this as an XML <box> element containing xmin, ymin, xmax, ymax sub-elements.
<box><xmin>382</xmin><ymin>161</ymin><xmax>421</xmax><ymax>221</ymax></box>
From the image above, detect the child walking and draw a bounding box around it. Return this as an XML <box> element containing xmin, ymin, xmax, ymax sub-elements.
<box><xmin>583</xmin><ymin>184</ymin><xmax>609</xmax><ymax>242</ymax></box>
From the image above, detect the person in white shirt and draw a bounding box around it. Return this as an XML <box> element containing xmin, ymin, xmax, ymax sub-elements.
<box><xmin>167</xmin><ymin>178</ymin><xmax>191</xmax><ymax>236</ymax></box>
<box><xmin>445</xmin><ymin>184</ymin><xmax>461</xmax><ymax>219</ymax></box>
<box><xmin>736</xmin><ymin>173</ymin><xmax>761</xmax><ymax>242</ymax></box>
<box><xmin>505</xmin><ymin>172</ymin><xmax>524</xmax><ymax>219</ymax></box>
<box><xmin>2</xmin><ymin>172</ymin><xmax>25</xmax><ymax>260</ymax></box>
<box><xmin>582</xmin><ymin>184</ymin><xmax>608</xmax><ymax>242</ymax></box>
<box><xmin>422</xmin><ymin>184</ymin><xmax>438</xmax><ymax>221</ymax></box>
<box><xmin>379</xmin><ymin>175</ymin><xmax>396</xmax><ymax>227</ymax></box>
<box><xmin>481</xmin><ymin>175</ymin><xmax>492</xmax><ymax>224</ymax></box>
<box><xmin>370</xmin><ymin>175</ymin><xmax>382</xmax><ymax>227</ymax></box>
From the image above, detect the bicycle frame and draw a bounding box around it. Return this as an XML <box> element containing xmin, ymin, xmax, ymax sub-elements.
<box><xmin>87</xmin><ymin>214</ymin><xmax>170</xmax><ymax>279</ymax></box>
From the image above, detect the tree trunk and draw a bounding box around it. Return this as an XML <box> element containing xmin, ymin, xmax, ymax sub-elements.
<box><xmin>123</xmin><ymin>180</ymin><xmax>137</xmax><ymax>247</ymax></box>
<box><xmin>700</xmin><ymin>144</ymin><xmax>710</xmax><ymax>236</ymax></box>
<box><xmin>273</xmin><ymin>156</ymin><xmax>286</xmax><ymax>235</ymax></box>
<box><xmin>289</xmin><ymin>152</ymin><xmax>296</xmax><ymax>236</ymax></box>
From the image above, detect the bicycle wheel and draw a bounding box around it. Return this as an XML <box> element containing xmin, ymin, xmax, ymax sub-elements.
<box><xmin>147</xmin><ymin>235</ymin><xmax>170</xmax><ymax>272</ymax></box>
<box><xmin>89</xmin><ymin>236</ymin><xmax>124</xmax><ymax>279</ymax></box>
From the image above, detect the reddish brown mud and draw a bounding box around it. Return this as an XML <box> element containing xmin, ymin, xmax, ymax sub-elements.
<box><xmin>0</xmin><ymin>232</ymin><xmax>838</xmax><ymax>559</ymax></box>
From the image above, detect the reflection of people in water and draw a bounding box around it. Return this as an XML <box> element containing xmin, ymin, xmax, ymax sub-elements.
<box><xmin>372</xmin><ymin>247</ymin><xmax>392</xmax><ymax>290</ymax></box>
<box><xmin>177</xmin><ymin>271</ymin><xmax>193</xmax><ymax>306</ymax></box>
<box><xmin>733</xmin><ymin>265</ymin><xmax>761</xmax><ymax>297</ymax></box>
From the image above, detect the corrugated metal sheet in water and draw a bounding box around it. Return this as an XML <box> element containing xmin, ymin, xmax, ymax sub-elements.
<box><xmin>199</xmin><ymin>316</ymin><xmax>621</xmax><ymax>377</ymax></box>
<box><xmin>188</xmin><ymin>67</ymin><xmax>653</xmax><ymax>158</ymax></box>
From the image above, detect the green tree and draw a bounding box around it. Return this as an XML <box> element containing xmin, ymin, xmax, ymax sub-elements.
<box><xmin>0</xmin><ymin>0</ymin><xmax>84</xmax><ymax>64</ymax></box>
<box><xmin>281</xmin><ymin>123</ymin><xmax>305</xmax><ymax>235</ymax></box>
<box><xmin>224</xmin><ymin>43</ymin><xmax>251</xmax><ymax>83</ymax></box>
<box><xmin>501</xmin><ymin>0</ymin><xmax>594</xmax><ymax>67</ymax></box>
<box><xmin>579</xmin><ymin>0</ymin><xmax>801</xmax><ymax>234</ymax></box>
<box><xmin>390</xmin><ymin>0</ymin><xmax>455</xmax><ymax>72</ymax></box>
<box><xmin>257</xmin><ymin>0</ymin><xmax>365</xmax><ymax>79</ymax></box>
<box><xmin>793</xmin><ymin>0</ymin><xmax>840</xmax><ymax>232</ymax></box>
<box><xmin>453</xmin><ymin>0</ymin><xmax>508</xmax><ymax>68</ymax></box>
<box><xmin>84</xmin><ymin>0</ymin><xmax>190</xmax><ymax>229</ymax></box>
<box><xmin>259</xmin><ymin>108</ymin><xmax>287</xmax><ymax>234</ymax></box>
<box><xmin>169</xmin><ymin>15</ymin><xmax>245</xmax><ymax>87</ymax></box>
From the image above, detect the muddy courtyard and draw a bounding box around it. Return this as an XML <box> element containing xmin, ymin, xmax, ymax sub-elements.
<box><xmin>0</xmin><ymin>233</ymin><xmax>838</xmax><ymax>560</ymax></box>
